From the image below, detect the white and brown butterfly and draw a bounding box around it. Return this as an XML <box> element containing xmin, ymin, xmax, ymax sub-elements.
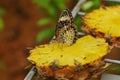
<box><xmin>54</xmin><ymin>9</ymin><xmax>78</xmax><ymax>45</ymax></box>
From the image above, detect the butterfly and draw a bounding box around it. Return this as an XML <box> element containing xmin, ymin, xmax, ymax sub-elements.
<box><xmin>53</xmin><ymin>9</ymin><xmax>78</xmax><ymax>45</ymax></box>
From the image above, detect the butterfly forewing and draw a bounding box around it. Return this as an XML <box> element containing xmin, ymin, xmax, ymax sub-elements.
<box><xmin>55</xmin><ymin>9</ymin><xmax>78</xmax><ymax>45</ymax></box>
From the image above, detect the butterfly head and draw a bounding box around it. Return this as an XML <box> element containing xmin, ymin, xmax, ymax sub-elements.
<box><xmin>59</xmin><ymin>9</ymin><xmax>73</xmax><ymax>23</ymax></box>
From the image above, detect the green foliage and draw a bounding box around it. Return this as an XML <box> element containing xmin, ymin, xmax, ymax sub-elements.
<box><xmin>74</xmin><ymin>16</ymin><xmax>82</xmax><ymax>32</ymax></box>
<box><xmin>82</xmin><ymin>0</ymin><xmax>101</xmax><ymax>12</ymax></box>
<box><xmin>0</xmin><ymin>18</ymin><xmax>4</xmax><ymax>31</ymax></box>
<box><xmin>106</xmin><ymin>1</ymin><xmax>120</xmax><ymax>6</ymax></box>
<box><xmin>51</xmin><ymin>0</ymin><xmax>67</xmax><ymax>10</ymax></box>
<box><xmin>108</xmin><ymin>64</ymin><xmax>120</xmax><ymax>74</ymax></box>
<box><xmin>0</xmin><ymin>59</ymin><xmax>6</xmax><ymax>71</ymax></box>
<box><xmin>37</xmin><ymin>18</ymin><xmax>52</xmax><ymax>26</ymax></box>
<box><xmin>33</xmin><ymin>0</ymin><xmax>56</xmax><ymax>17</ymax></box>
<box><xmin>0</xmin><ymin>7</ymin><xmax>5</xmax><ymax>31</ymax></box>
<box><xmin>93</xmin><ymin>0</ymin><xmax>101</xmax><ymax>8</ymax></box>
<box><xmin>36</xmin><ymin>28</ymin><xmax>55</xmax><ymax>43</ymax></box>
<box><xmin>82</xmin><ymin>1</ymin><xmax>94</xmax><ymax>11</ymax></box>
<box><xmin>33</xmin><ymin>0</ymin><xmax>68</xmax><ymax>18</ymax></box>
<box><xmin>0</xmin><ymin>7</ymin><xmax>6</xmax><ymax>16</ymax></box>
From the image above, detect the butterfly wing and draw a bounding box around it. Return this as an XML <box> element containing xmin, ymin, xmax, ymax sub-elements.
<box><xmin>55</xmin><ymin>9</ymin><xmax>78</xmax><ymax>45</ymax></box>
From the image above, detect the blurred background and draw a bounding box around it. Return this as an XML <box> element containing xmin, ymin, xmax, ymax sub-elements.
<box><xmin>0</xmin><ymin>0</ymin><xmax>120</xmax><ymax>80</ymax></box>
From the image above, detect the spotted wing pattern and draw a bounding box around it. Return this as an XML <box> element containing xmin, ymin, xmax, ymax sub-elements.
<box><xmin>55</xmin><ymin>9</ymin><xmax>78</xmax><ymax>45</ymax></box>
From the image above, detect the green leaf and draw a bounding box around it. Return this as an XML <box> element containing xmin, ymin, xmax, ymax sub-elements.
<box><xmin>0</xmin><ymin>18</ymin><xmax>4</xmax><ymax>31</ymax></box>
<box><xmin>53</xmin><ymin>0</ymin><xmax>67</xmax><ymax>9</ymax></box>
<box><xmin>37</xmin><ymin>18</ymin><xmax>52</xmax><ymax>26</ymax></box>
<box><xmin>47</xmin><ymin>6</ymin><xmax>57</xmax><ymax>17</ymax></box>
<box><xmin>82</xmin><ymin>1</ymin><xmax>94</xmax><ymax>11</ymax></box>
<box><xmin>75</xmin><ymin>16</ymin><xmax>82</xmax><ymax>32</ymax></box>
<box><xmin>36</xmin><ymin>28</ymin><xmax>55</xmax><ymax>43</ymax></box>
<box><xmin>33</xmin><ymin>0</ymin><xmax>57</xmax><ymax>17</ymax></box>
<box><xmin>0</xmin><ymin>59</ymin><xmax>6</xmax><ymax>71</ymax></box>
<box><xmin>81</xmin><ymin>0</ymin><xmax>101</xmax><ymax>12</ymax></box>
<box><xmin>0</xmin><ymin>7</ymin><xmax>6</xmax><ymax>16</ymax></box>
<box><xmin>107</xmin><ymin>1</ymin><xmax>120</xmax><ymax>6</ymax></box>
<box><xmin>93</xmin><ymin>0</ymin><xmax>101</xmax><ymax>8</ymax></box>
<box><xmin>108</xmin><ymin>64</ymin><xmax>120</xmax><ymax>74</ymax></box>
<box><xmin>32</xmin><ymin>0</ymin><xmax>50</xmax><ymax>9</ymax></box>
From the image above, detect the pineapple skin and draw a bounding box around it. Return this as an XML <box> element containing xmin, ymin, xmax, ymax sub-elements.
<box><xmin>36</xmin><ymin>58</ymin><xmax>108</xmax><ymax>80</ymax></box>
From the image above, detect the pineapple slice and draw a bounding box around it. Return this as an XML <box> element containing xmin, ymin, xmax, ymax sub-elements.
<box><xmin>27</xmin><ymin>35</ymin><xmax>109</xmax><ymax>80</ymax></box>
<box><xmin>82</xmin><ymin>6</ymin><xmax>120</xmax><ymax>46</ymax></box>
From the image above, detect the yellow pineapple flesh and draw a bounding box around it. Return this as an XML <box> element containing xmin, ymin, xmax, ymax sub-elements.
<box><xmin>82</xmin><ymin>6</ymin><xmax>120</xmax><ymax>46</ymax></box>
<box><xmin>27</xmin><ymin>35</ymin><xmax>109</xmax><ymax>80</ymax></box>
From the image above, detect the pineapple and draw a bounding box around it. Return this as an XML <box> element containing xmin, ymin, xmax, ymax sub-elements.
<box><xmin>27</xmin><ymin>35</ymin><xmax>109</xmax><ymax>80</ymax></box>
<box><xmin>82</xmin><ymin>6</ymin><xmax>120</xmax><ymax>46</ymax></box>
<box><xmin>27</xmin><ymin>8</ymin><xmax>114</xmax><ymax>80</ymax></box>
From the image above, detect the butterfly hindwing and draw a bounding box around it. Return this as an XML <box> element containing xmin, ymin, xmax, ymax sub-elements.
<box><xmin>55</xmin><ymin>9</ymin><xmax>78</xmax><ymax>45</ymax></box>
